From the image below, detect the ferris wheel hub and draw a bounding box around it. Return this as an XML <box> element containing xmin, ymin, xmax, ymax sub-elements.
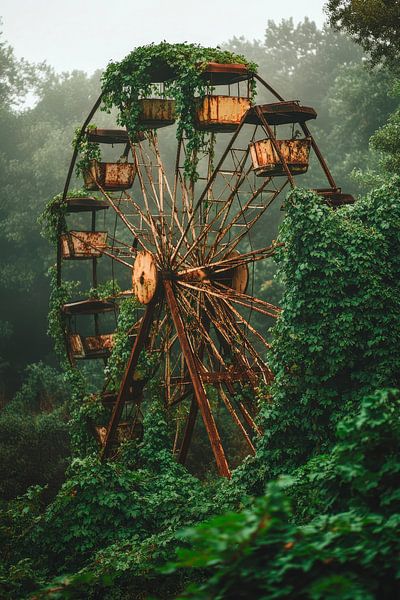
<box><xmin>132</xmin><ymin>250</ymin><xmax>159</xmax><ymax>304</ymax></box>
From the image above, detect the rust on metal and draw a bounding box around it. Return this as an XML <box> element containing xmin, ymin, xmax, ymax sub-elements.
<box><xmin>200</xmin><ymin>62</ymin><xmax>251</xmax><ymax>85</ymax></box>
<box><xmin>102</xmin><ymin>298</ymin><xmax>158</xmax><ymax>460</ymax></box>
<box><xmin>195</xmin><ymin>96</ymin><xmax>251</xmax><ymax>132</ymax></box>
<box><xmin>95</xmin><ymin>426</ymin><xmax>107</xmax><ymax>446</ymax></box>
<box><xmin>314</xmin><ymin>188</ymin><xmax>355</xmax><ymax>207</ymax></box>
<box><xmin>164</xmin><ymin>279</ymin><xmax>231</xmax><ymax>478</ymax></box>
<box><xmin>138</xmin><ymin>99</ymin><xmax>176</xmax><ymax>129</ymax></box>
<box><xmin>169</xmin><ymin>369</ymin><xmax>263</xmax><ymax>385</ymax></box>
<box><xmin>85</xmin><ymin>334</ymin><xmax>115</xmax><ymax>352</ymax></box>
<box><xmin>245</xmin><ymin>101</ymin><xmax>317</xmax><ymax>126</ymax></box>
<box><xmin>84</xmin><ymin>160</ymin><xmax>136</xmax><ymax>191</ymax></box>
<box><xmin>214</xmin><ymin>251</ymin><xmax>249</xmax><ymax>294</ymax></box>
<box><xmin>62</xmin><ymin>299</ymin><xmax>115</xmax><ymax>315</ymax></box>
<box><xmin>301</xmin><ymin>121</ymin><xmax>337</xmax><ymax>189</ymax></box>
<box><xmin>65</xmin><ymin>196</ymin><xmax>109</xmax><ymax>213</ymax></box>
<box><xmin>68</xmin><ymin>333</ymin><xmax>115</xmax><ymax>359</ymax></box>
<box><xmin>60</xmin><ymin>231</ymin><xmax>107</xmax><ymax>259</ymax></box>
<box><xmin>58</xmin><ymin>54</ymin><xmax>353</xmax><ymax>472</ymax></box>
<box><xmin>132</xmin><ymin>251</ymin><xmax>159</xmax><ymax>305</ymax></box>
<box><xmin>68</xmin><ymin>334</ymin><xmax>85</xmax><ymax>358</ymax></box>
<box><xmin>179</xmin><ymin>258</ymin><xmax>249</xmax><ymax>294</ymax></box>
<box><xmin>86</xmin><ymin>128</ymin><xmax>144</xmax><ymax>144</ymax></box>
<box><xmin>250</xmin><ymin>138</ymin><xmax>311</xmax><ymax>177</ymax></box>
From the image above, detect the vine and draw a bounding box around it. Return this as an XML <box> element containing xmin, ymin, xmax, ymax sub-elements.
<box><xmin>232</xmin><ymin>182</ymin><xmax>400</xmax><ymax>496</ymax></box>
<box><xmin>46</xmin><ymin>266</ymin><xmax>79</xmax><ymax>367</ymax></box>
<box><xmin>39</xmin><ymin>188</ymin><xmax>92</xmax><ymax>243</ymax></box>
<box><xmin>87</xmin><ymin>279</ymin><xmax>121</xmax><ymax>300</ymax></box>
<box><xmin>73</xmin><ymin>124</ymin><xmax>101</xmax><ymax>178</ymax></box>
<box><xmin>101</xmin><ymin>42</ymin><xmax>258</xmax><ymax>181</ymax></box>
<box><xmin>104</xmin><ymin>297</ymin><xmax>158</xmax><ymax>392</ymax></box>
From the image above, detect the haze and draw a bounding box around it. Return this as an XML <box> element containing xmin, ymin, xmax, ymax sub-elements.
<box><xmin>1</xmin><ymin>0</ymin><xmax>326</xmax><ymax>73</ymax></box>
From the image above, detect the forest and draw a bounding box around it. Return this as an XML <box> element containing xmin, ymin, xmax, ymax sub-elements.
<box><xmin>1</xmin><ymin>1</ymin><xmax>400</xmax><ymax>598</ymax></box>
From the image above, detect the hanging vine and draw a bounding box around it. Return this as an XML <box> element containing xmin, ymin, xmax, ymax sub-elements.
<box><xmin>100</xmin><ymin>42</ymin><xmax>258</xmax><ymax>182</ymax></box>
<box><xmin>72</xmin><ymin>124</ymin><xmax>101</xmax><ymax>178</ymax></box>
<box><xmin>39</xmin><ymin>189</ymin><xmax>92</xmax><ymax>243</ymax></box>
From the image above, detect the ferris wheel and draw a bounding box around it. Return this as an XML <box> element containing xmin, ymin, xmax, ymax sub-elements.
<box><xmin>56</xmin><ymin>59</ymin><xmax>353</xmax><ymax>477</ymax></box>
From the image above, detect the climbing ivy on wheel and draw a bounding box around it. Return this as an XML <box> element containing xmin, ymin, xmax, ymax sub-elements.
<box><xmin>100</xmin><ymin>42</ymin><xmax>257</xmax><ymax>181</ymax></box>
<box><xmin>233</xmin><ymin>181</ymin><xmax>400</xmax><ymax>495</ymax></box>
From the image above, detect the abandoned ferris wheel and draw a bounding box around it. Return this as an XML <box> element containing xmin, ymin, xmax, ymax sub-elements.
<box><xmin>53</xmin><ymin>51</ymin><xmax>353</xmax><ymax>477</ymax></box>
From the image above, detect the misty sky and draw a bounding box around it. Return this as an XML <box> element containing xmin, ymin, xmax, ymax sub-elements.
<box><xmin>1</xmin><ymin>0</ymin><xmax>327</xmax><ymax>73</ymax></box>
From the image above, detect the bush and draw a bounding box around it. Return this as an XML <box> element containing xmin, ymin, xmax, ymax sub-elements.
<box><xmin>233</xmin><ymin>184</ymin><xmax>400</xmax><ymax>495</ymax></box>
<box><xmin>168</xmin><ymin>389</ymin><xmax>400</xmax><ymax>599</ymax></box>
<box><xmin>0</xmin><ymin>363</ymin><xmax>70</xmax><ymax>501</ymax></box>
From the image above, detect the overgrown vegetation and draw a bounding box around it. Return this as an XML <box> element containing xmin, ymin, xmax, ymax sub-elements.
<box><xmin>1</xmin><ymin>10</ymin><xmax>400</xmax><ymax>600</ymax></box>
<box><xmin>234</xmin><ymin>182</ymin><xmax>400</xmax><ymax>493</ymax></box>
<box><xmin>1</xmin><ymin>18</ymin><xmax>394</xmax><ymax>392</ymax></box>
<box><xmin>72</xmin><ymin>124</ymin><xmax>101</xmax><ymax>178</ymax></box>
<box><xmin>101</xmin><ymin>42</ymin><xmax>257</xmax><ymax>181</ymax></box>
<box><xmin>169</xmin><ymin>389</ymin><xmax>400</xmax><ymax>598</ymax></box>
<box><xmin>2</xmin><ymin>180</ymin><xmax>399</xmax><ymax>598</ymax></box>
<box><xmin>326</xmin><ymin>0</ymin><xmax>400</xmax><ymax>67</ymax></box>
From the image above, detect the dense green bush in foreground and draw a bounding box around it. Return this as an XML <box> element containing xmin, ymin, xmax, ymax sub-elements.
<box><xmin>169</xmin><ymin>388</ymin><xmax>400</xmax><ymax>599</ymax></box>
<box><xmin>0</xmin><ymin>363</ymin><xmax>70</xmax><ymax>502</ymax></box>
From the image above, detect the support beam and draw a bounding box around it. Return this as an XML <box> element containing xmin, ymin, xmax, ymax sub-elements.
<box><xmin>102</xmin><ymin>297</ymin><xmax>157</xmax><ymax>460</ymax></box>
<box><xmin>177</xmin><ymin>398</ymin><xmax>198</xmax><ymax>465</ymax></box>
<box><xmin>164</xmin><ymin>279</ymin><xmax>231</xmax><ymax>477</ymax></box>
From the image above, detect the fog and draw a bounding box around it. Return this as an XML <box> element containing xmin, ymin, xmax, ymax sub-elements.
<box><xmin>2</xmin><ymin>0</ymin><xmax>326</xmax><ymax>72</ymax></box>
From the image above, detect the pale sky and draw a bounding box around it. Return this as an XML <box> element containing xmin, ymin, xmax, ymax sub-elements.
<box><xmin>1</xmin><ymin>0</ymin><xmax>327</xmax><ymax>73</ymax></box>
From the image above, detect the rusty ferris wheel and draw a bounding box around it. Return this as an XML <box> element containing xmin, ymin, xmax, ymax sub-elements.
<box><xmin>55</xmin><ymin>56</ymin><xmax>353</xmax><ymax>477</ymax></box>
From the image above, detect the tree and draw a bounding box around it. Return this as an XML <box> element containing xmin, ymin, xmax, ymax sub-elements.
<box><xmin>369</xmin><ymin>80</ymin><xmax>400</xmax><ymax>175</ymax></box>
<box><xmin>325</xmin><ymin>0</ymin><xmax>400</xmax><ymax>65</ymax></box>
<box><xmin>0</xmin><ymin>27</ymin><xmax>103</xmax><ymax>394</ymax></box>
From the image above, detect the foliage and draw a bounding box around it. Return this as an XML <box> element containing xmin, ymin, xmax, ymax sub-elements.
<box><xmin>0</xmin><ymin>19</ymin><xmax>45</xmax><ymax>107</ymax></box>
<box><xmin>0</xmin><ymin>363</ymin><xmax>70</xmax><ymax>502</ymax></box>
<box><xmin>5</xmin><ymin>181</ymin><xmax>400</xmax><ymax>598</ymax></box>
<box><xmin>167</xmin><ymin>388</ymin><xmax>400</xmax><ymax>599</ymax></box>
<box><xmin>39</xmin><ymin>188</ymin><xmax>91</xmax><ymax>244</ymax></box>
<box><xmin>87</xmin><ymin>279</ymin><xmax>121</xmax><ymax>300</ymax></box>
<box><xmin>289</xmin><ymin>387</ymin><xmax>400</xmax><ymax>521</ymax></box>
<box><xmin>46</xmin><ymin>266</ymin><xmax>79</xmax><ymax>366</ymax></box>
<box><xmin>5</xmin><ymin>361</ymin><xmax>67</xmax><ymax>414</ymax></box>
<box><xmin>1</xmin><ymin>20</ymin><xmax>395</xmax><ymax>391</ymax></box>
<box><xmin>324</xmin><ymin>63</ymin><xmax>397</xmax><ymax>193</ymax></box>
<box><xmin>368</xmin><ymin>79</ymin><xmax>400</xmax><ymax>176</ymax></box>
<box><xmin>0</xmin><ymin>27</ymin><xmax>103</xmax><ymax>392</ymax></box>
<box><xmin>0</xmin><ymin>400</ymin><xmax>217</xmax><ymax>599</ymax></box>
<box><xmin>325</xmin><ymin>0</ymin><xmax>400</xmax><ymax>66</ymax></box>
<box><xmin>104</xmin><ymin>297</ymin><xmax>158</xmax><ymax>394</ymax></box>
<box><xmin>226</xmin><ymin>18</ymin><xmax>390</xmax><ymax>200</ymax></box>
<box><xmin>2</xmin><ymin>20</ymin><xmax>400</xmax><ymax>600</ymax></box>
<box><xmin>233</xmin><ymin>184</ymin><xmax>400</xmax><ymax>494</ymax></box>
<box><xmin>101</xmin><ymin>42</ymin><xmax>257</xmax><ymax>181</ymax></box>
<box><xmin>0</xmin><ymin>485</ymin><xmax>46</xmax><ymax>597</ymax></box>
<box><xmin>72</xmin><ymin>124</ymin><xmax>101</xmax><ymax>178</ymax></box>
<box><xmin>103</xmin><ymin>297</ymin><xmax>142</xmax><ymax>390</ymax></box>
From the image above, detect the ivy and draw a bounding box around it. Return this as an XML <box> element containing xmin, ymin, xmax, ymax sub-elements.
<box><xmin>87</xmin><ymin>279</ymin><xmax>121</xmax><ymax>300</ymax></box>
<box><xmin>101</xmin><ymin>42</ymin><xmax>257</xmax><ymax>181</ymax></box>
<box><xmin>167</xmin><ymin>389</ymin><xmax>400</xmax><ymax>599</ymax></box>
<box><xmin>72</xmin><ymin>124</ymin><xmax>101</xmax><ymax>178</ymax></box>
<box><xmin>231</xmin><ymin>182</ymin><xmax>400</xmax><ymax>495</ymax></box>
<box><xmin>8</xmin><ymin>150</ymin><xmax>400</xmax><ymax>598</ymax></box>
<box><xmin>39</xmin><ymin>188</ymin><xmax>92</xmax><ymax>244</ymax></box>
<box><xmin>46</xmin><ymin>266</ymin><xmax>78</xmax><ymax>367</ymax></box>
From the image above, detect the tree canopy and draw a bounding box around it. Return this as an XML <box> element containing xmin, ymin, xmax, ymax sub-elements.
<box><xmin>325</xmin><ymin>0</ymin><xmax>400</xmax><ymax>65</ymax></box>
